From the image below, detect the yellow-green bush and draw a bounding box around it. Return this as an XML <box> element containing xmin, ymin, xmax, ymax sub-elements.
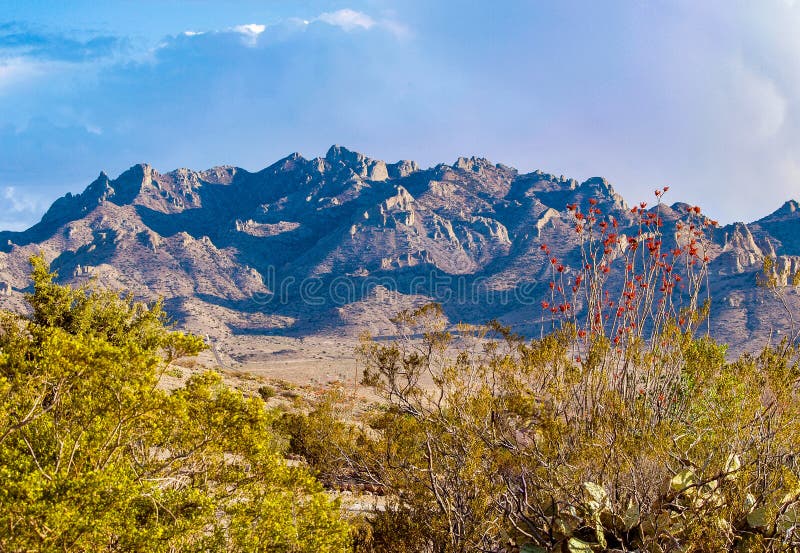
<box><xmin>0</xmin><ymin>256</ymin><xmax>351</xmax><ymax>552</ymax></box>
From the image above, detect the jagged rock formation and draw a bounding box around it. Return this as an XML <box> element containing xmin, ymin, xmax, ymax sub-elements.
<box><xmin>1</xmin><ymin>145</ymin><xmax>798</xmax><ymax>352</ymax></box>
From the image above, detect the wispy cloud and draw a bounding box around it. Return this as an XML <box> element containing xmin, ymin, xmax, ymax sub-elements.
<box><xmin>1</xmin><ymin>186</ymin><xmax>45</xmax><ymax>230</ymax></box>
<box><xmin>3</xmin><ymin>186</ymin><xmax>40</xmax><ymax>212</ymax></box>
<box><xmin>316</xmin><ymin>9</ymin><xmax>375</xmax><ymax>31</ymax></box>
<box><xmin>314</xmin><ymin>9</ymin><xmax>409</xmax><ymax>37</ymax></box>
<box><xmin>0</xmin><ymin>22</ymin><xmax>126</xmax><ymax>62</ymax></box>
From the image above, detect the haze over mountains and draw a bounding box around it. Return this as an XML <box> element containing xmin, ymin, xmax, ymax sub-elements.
<box><xmin>1</xmin><ymin>145</ymin><xmax>798</xmax><ymax>353</ymax></box>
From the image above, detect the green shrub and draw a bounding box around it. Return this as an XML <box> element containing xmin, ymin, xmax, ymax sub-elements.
<box><xmin>258</xmin><ymin>384</ymin><xmax>277</xmax><ymax>401</ymax></box>
<box><xmin>0</xmin><ymin>255</ymin><xmax>351</xmax><ymax>552</ymax></box>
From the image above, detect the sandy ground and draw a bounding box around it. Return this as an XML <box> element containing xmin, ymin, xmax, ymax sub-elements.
<box><xmin>157</xmin><ymin>333</ymin><xmax>381</xmax><ymax>407</ymax></box>
<box><xmin>229</xmin><ymin>335</ymin><xmax>361</xmax><ymax>387</ymax></box>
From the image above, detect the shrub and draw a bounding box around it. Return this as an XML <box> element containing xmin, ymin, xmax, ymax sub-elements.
<box><xmin>258</xmin><ymin>384</ymin><xmax>277</xmax><ymax>401</ymax></box>
<box><xmin>313</xmin><ymin>192</ymin><xmax>800</xmax><ymax>552</ymax></box>
<box><xmin>0</xmin><ymin>256</ymin><xmax>351</xmax><ymax>552</ymax></box>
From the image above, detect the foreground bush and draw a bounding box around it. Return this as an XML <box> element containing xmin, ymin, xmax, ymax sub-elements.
<box><xmin>286</xmin><ymin>193</ymin><xmax>800</xmax><ymax>552</ymax></box>
<box><xmin>347</xmin><ymin>308</ymin><xmax>800</xmax><ymax>552</ymax></box>
<box><xmin>0</xmin><ymin>256</ymin><xmax>351</xmax><ymax>552</ymax></box>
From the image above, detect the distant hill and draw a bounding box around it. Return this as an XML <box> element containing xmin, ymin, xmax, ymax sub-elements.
<box><xmin>2</xmin><ymin>145</ymin><xmax>798</xmax><ymax>352</ymax></box>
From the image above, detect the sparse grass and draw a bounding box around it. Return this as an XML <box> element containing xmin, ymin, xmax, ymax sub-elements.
<box><xmin>258</xmin><ymin>385</ymin><xmax>276</xmax><ymax>401</ymax></box>
<box><xmin>164</xmin><ymin>367</ymin><xmax>183</xmax><ymax>378</ymax></box>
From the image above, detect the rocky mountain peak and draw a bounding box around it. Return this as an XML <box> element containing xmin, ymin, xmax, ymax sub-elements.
<box><xmin>760</xmin><ymin>199</ymin><xmax>800</xmax><ymax>222</ymax></box>
<box><xmin>325</xmin><ymin>144</ymin><xmax>362</xmax><ymax>165</ymax></box>
<box><xmin>198</xmin><ymin>166</ymin><xmax>238</xmax><ymax>185</ymax></box>
<box><xmin>265</xmin><ymin>152</ymin><xmax>306</xmax><ymax>174</ymax></box>
<box><xmin>36</xmin><ymin>170</ymin><xmax>117</xmax><ymax>229</ymax></box>
<box><xmin>579</xmin><ymin>177</ymin><xmax>626</xmax><ymax>209</ymax></box>
<box><xmin>454</xmin><ymin>156</ymin><xmax>494</xmax><ymax>173</ymax></box>
<box><xmin>388</xmin><ymin>159</ymin><xmax>419</xmax><ymax>179</ymax></box>
<box><xmin>325</xmin><ymin>145</ymin><xmax>388</xmax><ymax>181</ymax></box>
<box><xmin>85</xmin><ymin>171</ymin><xmax>112</xmax><ymax>196</ymax></box>
<box><xmin>582</xmin><ymin>176</ymin><xmax>613</xmax><ymax>194</ymax></box>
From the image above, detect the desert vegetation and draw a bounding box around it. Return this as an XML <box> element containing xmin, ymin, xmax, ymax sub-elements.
<box><xmin>0</xmin><ymin>257</ymin><xmax>350</xmax><ymax>552</ymax></box>
<box><xmin>286</xmin><ymin>193</ymin><xmax>800</xmax><ymax>552</ymax></box>
<box><xmin>1</xmin><ymin>192</ymin><xmax>799</xmax><ymax>552</ymax></box>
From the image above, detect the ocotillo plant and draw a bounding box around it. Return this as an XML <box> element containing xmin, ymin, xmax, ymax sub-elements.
<box><xmin>539</xmin><ymin>189</ymin><xmax>716</xmax><ymax>423</ymax></box>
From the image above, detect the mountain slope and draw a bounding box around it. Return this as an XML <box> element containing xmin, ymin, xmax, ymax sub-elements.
<box><xmin>2</xmin><ymin>146</ymin><xmax>798</xmax><ymax>352</ymax></box>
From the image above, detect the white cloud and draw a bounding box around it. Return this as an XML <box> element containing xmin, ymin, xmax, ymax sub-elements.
<box><xmin>3</xmin><ymin>186</ymin><xmax>42</xmax><ymax>213</ymax></box>
<box><xmin>232</xmin><ymin>24</ymin><xmax>266</xmax><ymax>46</ymax></box>
<box><xmin>1</xmin><ymin>186</ymin><xmax>46</xmax><ymax>229</ymax></box>
<box><xmin>316</xmin><ymin>9</ymin><xmax>375</xmax><ymax>31</ymax></box>
<box><xmin>313</xmin><ymin>9</ymin><xmax>408</xmax><ymax>37</ymax></box>
<box><xmin>0</xmin><ymin>57</ymin><xmax>46</xmax><ymax>94</ymax></box>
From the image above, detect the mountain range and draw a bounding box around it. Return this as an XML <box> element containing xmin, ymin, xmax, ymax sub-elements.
<box><xmin>1</xmin><ymin>145</ymin><xmax>798</xmax><ymax>353</ymax></box>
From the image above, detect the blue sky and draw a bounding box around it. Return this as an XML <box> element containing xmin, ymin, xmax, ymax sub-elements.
<box><xmin>1</xmin><ymin>1</ymin><xmax>800</xmax><ymax>230</ymax></box>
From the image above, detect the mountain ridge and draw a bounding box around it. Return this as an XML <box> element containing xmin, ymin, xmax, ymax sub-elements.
<box><xmin>2</xmin><ymin>145</ymin><xmax>799</xmax><ymax>353</ymax></box>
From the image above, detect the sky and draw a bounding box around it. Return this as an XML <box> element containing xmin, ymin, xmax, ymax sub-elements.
<box><xmin>2</xmin><ymin>1</ymin><xmax>800</xmax><ymax>230</ymax></box>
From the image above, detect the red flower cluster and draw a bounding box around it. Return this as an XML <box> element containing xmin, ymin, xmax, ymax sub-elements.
<box><xmin>538</xmin><ymin>186</ymin><xmax>714</xmax><ymax>361</ymax></box>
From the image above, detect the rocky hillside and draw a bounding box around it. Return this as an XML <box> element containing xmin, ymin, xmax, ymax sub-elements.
<box><xmin>1</xmin><ymin>146</ymin><xmax>798</xmax><ymax>352</ymax></box>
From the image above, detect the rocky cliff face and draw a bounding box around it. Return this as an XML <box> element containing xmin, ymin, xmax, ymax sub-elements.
<box><xmin>1</xmin><ymin>145</ymin><xmax>798</xmax><ymax>352</ymax></box>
